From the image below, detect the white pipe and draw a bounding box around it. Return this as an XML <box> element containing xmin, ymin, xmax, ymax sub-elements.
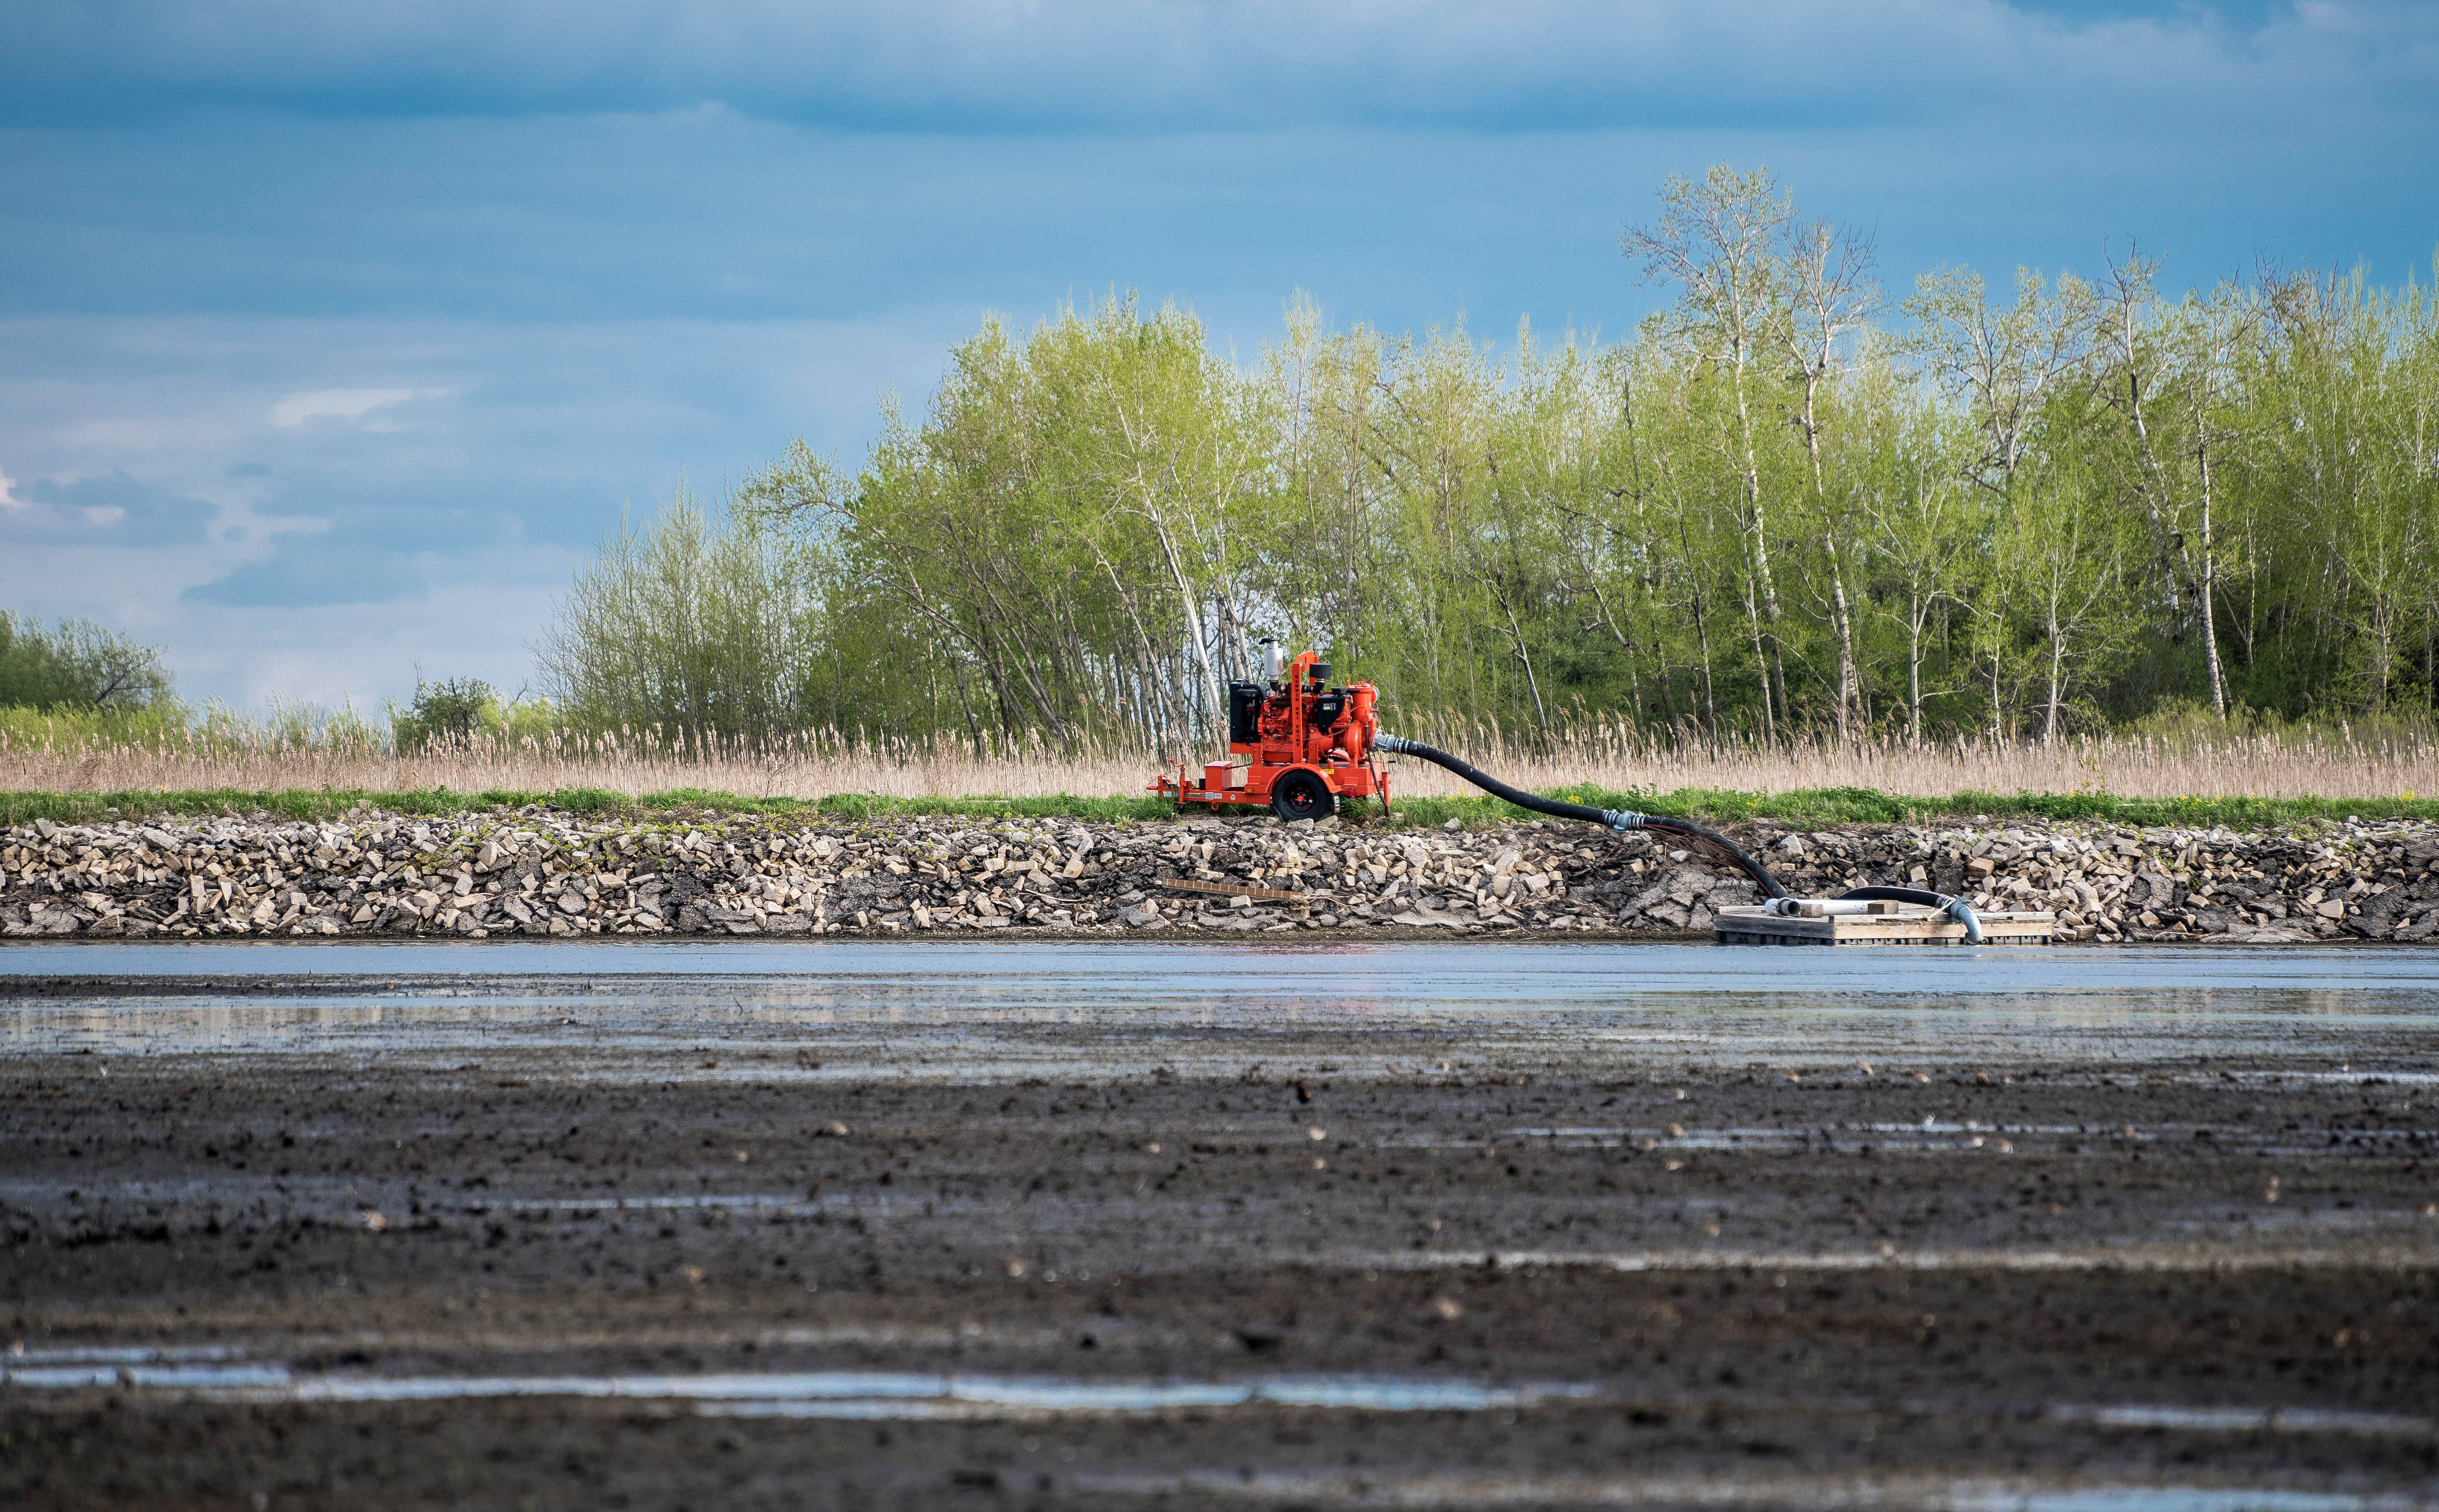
<box><xmin>1764</xmin><ymin>898</ymin><xmax>1879</xmax><ymax>916</ymax></box>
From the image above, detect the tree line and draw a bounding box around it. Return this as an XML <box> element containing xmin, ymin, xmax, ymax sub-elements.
<box><xmin>542</xmin><ymin>164</ymin><xmax>2439</xmax><ymax>755</ymax></box>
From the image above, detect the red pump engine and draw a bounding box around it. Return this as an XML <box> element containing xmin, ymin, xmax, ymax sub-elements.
<box><xmin>1152</xmin><ymin>642</ymin><xmax>1389</xmax><ymax>821</ymax></box>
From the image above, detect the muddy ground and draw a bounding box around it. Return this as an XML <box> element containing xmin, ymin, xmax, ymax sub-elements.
<box><xmin>2</xmin><ymin>948</ymin><xmax>2436</xmax><ymax>1509</ymax></box>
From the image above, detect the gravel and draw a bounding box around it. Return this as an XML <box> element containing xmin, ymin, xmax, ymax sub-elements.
<box><xmin>4</xmin><ymin>807</ymin><xmax>2436</xmax><ymax>943</ymax></box>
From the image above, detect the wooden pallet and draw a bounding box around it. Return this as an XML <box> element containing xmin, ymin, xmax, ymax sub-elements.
<box><xmin>1158</xmin><ymin>877</ymin><xmax>1323</xmax><ymax>919</ymax></box>
<box><xmin>1711</xmin><ymin>902</ymin><xmax>2056</xmax><ymax>946</ymax></box>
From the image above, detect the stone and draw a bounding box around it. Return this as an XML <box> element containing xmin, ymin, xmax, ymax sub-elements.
<box><xmin>6</xmin><ymin>802</ymin><xmax>2429</xmax><ymax>948</ymax></box>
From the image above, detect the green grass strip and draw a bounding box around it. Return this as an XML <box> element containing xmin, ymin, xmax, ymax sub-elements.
<box><xmin>0</xmin><ymin>786</ymin><xmax>1178</xmax><ymax>827</ymax></box>
<box><xmin>2</xmin><ymin>784</ymin><xmax>2431</xmax><ymax>831</ymax></box>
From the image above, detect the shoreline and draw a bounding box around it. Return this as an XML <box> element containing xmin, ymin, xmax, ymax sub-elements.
<box><xmin>7</xmin><ymin>806</ymin><xmax>2437</xmax><ymax>946</ymax></box>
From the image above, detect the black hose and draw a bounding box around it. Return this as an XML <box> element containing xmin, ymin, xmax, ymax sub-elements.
<box><xmin>1373</xmin><ymin>734</ymin><xmax>1786</xmax><ymax>900</ymax></box>
<box><xmin>1836</xmin><ymin>886</ymin><xmax>1947</xmax><ymax>910</ymax></box>
<box><xmin>1649</xmin><ymin>816</ymin><xmax>1790</xmax><ymax>901</ymax></box>
<box><xmin>1374</xmin><ymin>735</ymin><xmax>1613</xmax><ymax>826</ymax></box>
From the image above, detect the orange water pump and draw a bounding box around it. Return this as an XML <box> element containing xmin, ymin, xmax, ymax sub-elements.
<box><xmin>1152</xmin><ymin>640</ymin><xmax>1389</xmax><ymax>821</ymax></box>
<box><xmin>1146</xmin><ymin>643</ymin><xmax>1995</xmax><ymax>940</ymax></box>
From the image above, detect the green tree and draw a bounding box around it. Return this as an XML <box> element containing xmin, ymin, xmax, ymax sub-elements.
<box><xmin>539</xmin><ymin>482</ymin><xmax>829</xmax><ymax>747</ymax></box>
<box><xmin>391</xmin><ymin>677</ymin><xmax>497</xmax><ymax>753</ymax></box>
<box><xmin>0</xmin><ymin>611</ymin><xmax>175</xmax><ymax>712</ymax></box>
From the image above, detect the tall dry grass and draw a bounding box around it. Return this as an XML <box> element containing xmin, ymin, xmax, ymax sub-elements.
<box><xmin>2</xmin><ymin>718</ymin><xmax>2430</xmax><ymax>802</ymax></box>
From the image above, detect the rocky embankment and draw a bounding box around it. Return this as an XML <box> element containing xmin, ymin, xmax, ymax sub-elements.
<box><xmin>4</xmin><ymin>807</ymin><xmax>2437</xmax><ymax>943</ymax></box>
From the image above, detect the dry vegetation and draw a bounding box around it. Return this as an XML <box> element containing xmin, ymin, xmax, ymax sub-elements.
<box><xmin>3</xmin><ymin>720</ymin><xmax>2431</xmax><ymax>804</ymax></box>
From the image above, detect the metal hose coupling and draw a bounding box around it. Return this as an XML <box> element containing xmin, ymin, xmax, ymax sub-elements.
<box><xmin>1944</xmin><ymin>897</ymin><xmax>1986</xmax><ymax>944</ymax></box>
<box><xmin>1603</xmin><ymin>810</ymin><xmax>1646</xmax><ymax>830</ymax></box>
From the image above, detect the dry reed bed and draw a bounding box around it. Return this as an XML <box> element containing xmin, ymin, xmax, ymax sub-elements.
<box><xmin>2</xmin><ymin>726</ymin><xmax>2432</xmax><ymax>801</ymax></box>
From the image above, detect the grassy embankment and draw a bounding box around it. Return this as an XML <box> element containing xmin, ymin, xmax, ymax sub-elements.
<box><xmin>2</xmin><ymin>784</ymin><xmax>2431</xmax><ymax>832</ymax></box>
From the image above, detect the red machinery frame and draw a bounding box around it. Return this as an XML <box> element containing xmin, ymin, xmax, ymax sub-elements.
<box><xmin>1151</xmin><ymin>649</ymin><xmax>1391</xmax><ymax>819</ymax></box>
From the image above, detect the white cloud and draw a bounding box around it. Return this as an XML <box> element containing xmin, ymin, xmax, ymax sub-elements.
<box><xmin>269</xmin><ymin>386</ymin><xmax>429</xmax><ymax>428</ymax></box>
<box><xmin>0</xmin><ymin>465</ymin><xmax>22</xmax><ymax>511</ymax></box>
<box><xmin>0</xmin><ymin>312</ymin><xmax>956</xmax><ymax>710</ymax></box>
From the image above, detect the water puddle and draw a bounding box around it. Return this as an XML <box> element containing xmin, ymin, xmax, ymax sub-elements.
<box><xmin>1342</xmin><ymin>1245</ymin><xmax>2439</xmax><ymax>1274</ymax></box>
<box><xmin>0</xmin><ymin>1360</ymin><xmax>1593</xmax><ymax>1416</ymax></box>
<box><xmin>7</xmin><ymin>1344</ymin><xmax>245</xmax><ymax>1364</ymax></box>
<box><xmin>7</xmin><ymin>1344</ymin><xmax>2424</xmax><ymax>1453</ymax></box>
<box><xmin>11</xmin><ymin>940</ymin><xmax>2439</xmax><ymax>996</ymax></box>
<box><xmin>8</xmin><ymin>942</ymin><xmax>2438</xmax><ymax>1076</ymax></box>
<box><xmin>2042</xmin><ymin>1403</ymin><xmax>2432</xmax><ymax>1438</ymax></box>
<box><xmin>498</xmin><ymin>1193</ymin><xmax>849</xmax><ymax>1216</ymax></box>
<box><xmin>1074</xmin><ymin>1470</ymin><xmax>2426</xmax><ymax>1509</ymax></box>
<box><xmin>1492</xmin><ymin>1123</ymin><xmax>2439</xmax><ymax>1157</ymax></box>
<box><xmin>3</xmin><ymin>1364</ymin><xmax>292</xmax><ymax>1389</ymax></box>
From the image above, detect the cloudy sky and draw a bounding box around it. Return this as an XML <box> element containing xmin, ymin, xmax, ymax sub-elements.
<box><xmin>2</xmin><ymin>0</ymin><xmax>2434</xmax><ymax>713</ymax></box>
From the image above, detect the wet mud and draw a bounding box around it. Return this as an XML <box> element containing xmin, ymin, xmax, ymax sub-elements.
<box><xmin>3</xmin><ymin>943</ymin><xmax>2436</xmax><ymax>1509</ymax></box>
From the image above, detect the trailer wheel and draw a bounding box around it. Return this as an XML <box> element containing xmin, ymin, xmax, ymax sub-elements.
<box><xmin>1270</xmin><ymin>770</ymin><xmax>1335</xmax><ymax>822</ymax></box>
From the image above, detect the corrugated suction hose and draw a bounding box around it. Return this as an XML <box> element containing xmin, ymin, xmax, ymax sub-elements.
<box><xmin>1372</xmin><ymin>732</ymin><xmax>1986</xmax><ymax>939</ymax></box>
<box><xmin>1371</xmin><ymin>733</ymin><xmax>1786</xmax><ymax>900</ymax></box>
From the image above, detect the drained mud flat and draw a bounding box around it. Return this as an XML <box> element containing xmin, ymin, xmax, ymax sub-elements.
<box><xmin>3</xmin><ymin>942</ymin><xmax>2437</xmax><ymax>1510</ymax></box>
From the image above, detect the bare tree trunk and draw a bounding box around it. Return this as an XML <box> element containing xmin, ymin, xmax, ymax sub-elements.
<box><xmin>1692</xmin><ymin>588</ymin><xmax>1718</xmax><ymax>736</ymax></box>
<box><xmin>1825</xmin><ymin>539</ymin><xmax>1860</xmax><ymax>742</ymax></box>
<box><xmin>1496</xmin><ymin>591</ymin><xmax>1551</xmax><ymax>735</ymax></box>
<box><xmin>1743</xmin><ymin>572</ymin><xmax>1774</xmax><ymax>740</ymax></box>
<box><xmin>2195</xmin><ymin>408</ymin><xmax>2229</xmax><ymax>718</ymax></box>
<box><xmin>1989</xmin><ymin>632</ymin><xmax>2004</xmax><ymax>745</ymax></box>
<box><xmin>1782</xmin><ymin>216</ymin><xmax>1877</xmax><ymax>739</ymax></box>
<box><xmin>2045</xmin><ymin>585</ymin><xmax>2066</xmax><ymax>742</ymax></box>
<box><xmin>1907</xmin><ymin>591</ymin><xmax>1929</xmax><ymax>745</ymax></box>
<box><xmin>1143</xmin><ymin>505</ymin><xmax>1224</xmax><ymax>745</ymax></box>
<box><xmin>1732</xmin><ymin>375</ymin><xmax>1791</xmax><ymax>725</ymax></box>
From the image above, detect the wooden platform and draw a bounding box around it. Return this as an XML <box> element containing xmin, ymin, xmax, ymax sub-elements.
<box><xmin>1157</xmin><ymin>877</ymin><xmax>1323</xmax><ymax>919</ymax></box>
<box><xmin>1712</xmin><ymin>902</ymin><xmax>2056</xmax><ymax>946</ymax></box>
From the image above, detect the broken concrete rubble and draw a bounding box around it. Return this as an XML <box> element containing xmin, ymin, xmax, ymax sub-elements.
<box><xmin>2</xmin><ymin>807</ymin><xmax>2434</xmax><ymax>943</ymax></box>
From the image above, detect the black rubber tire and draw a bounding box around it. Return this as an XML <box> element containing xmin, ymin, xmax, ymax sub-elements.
<box><xmin>1269</xmin><ymin>770</ymin><xmax>1336</xmax><ymax>822</ymax></box>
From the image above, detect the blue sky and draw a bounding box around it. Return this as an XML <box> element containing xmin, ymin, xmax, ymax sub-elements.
<box><xmin>2</xmin><ymin>0</ymin><xmax>2434</xmax><ymax>713</ymax></box>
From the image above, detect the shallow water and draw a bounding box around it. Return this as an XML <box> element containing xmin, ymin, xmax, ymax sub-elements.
<box><xmin>7</xmin><ymin>938</ymin><xmax>2439</xmax><ymax>996</ymax></box>
<box><xmin>4</xmin><ymin>942</ymin><xmax>2434</xmax><ymax>1081</ymax></box>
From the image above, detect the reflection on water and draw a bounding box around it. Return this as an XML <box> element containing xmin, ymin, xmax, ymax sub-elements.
<box><xmin>5</xmin><ymin>1351</ymin><xmax>2423</xmax><ymax>1445</ymax></box>
<box><xmin>0</xmin><ymin>1360</ymin><xmax>1592</xmax><ymax>1415</ymax></box>
<box><xmin>7</xmin><ymin>938</ymin><xmax>2439</xmax><ymax>993</ymax></box>
<box><xmin>2</xmin><ymin>943</ymin><xmax>2434</xmax><ymax>1073</ymax></box>
<box><xmin>1086</xmin><ymin>1473</ymin><xmax>2423</xmax><ymax>1511</ymax></box>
